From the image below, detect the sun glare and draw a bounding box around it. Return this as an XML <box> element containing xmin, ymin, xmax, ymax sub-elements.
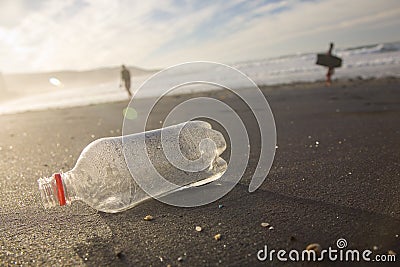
<box><xmin>49</xmin><ymin>77</ymin><xmax>63</xmax><ymax>87</ymax></box>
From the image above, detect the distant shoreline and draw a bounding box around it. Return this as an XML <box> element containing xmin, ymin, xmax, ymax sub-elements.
<box><xmin>1</xmin><ymin>76</ymin><xmax>398</xmax><ymax>116</ymax></box>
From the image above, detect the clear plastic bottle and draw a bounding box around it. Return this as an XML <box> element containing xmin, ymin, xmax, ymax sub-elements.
<box><xmin>37</xmin><ymin>121</ymin><xmax>227</xmax><ymax>213</ymax></box>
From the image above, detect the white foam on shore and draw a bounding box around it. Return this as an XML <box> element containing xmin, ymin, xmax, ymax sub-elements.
<box><xmin>1</xmin><ymin>42</ymin><xmax>400</xmax><ymax>115</ymax></box>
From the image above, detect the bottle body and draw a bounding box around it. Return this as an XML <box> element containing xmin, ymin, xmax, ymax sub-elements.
<box><xmin>38</xmin><ymin>121</ymin><xmax>227</xmax><ymax>213</ymax></box>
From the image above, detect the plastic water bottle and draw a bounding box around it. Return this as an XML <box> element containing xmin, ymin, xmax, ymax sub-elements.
<box><xmin>37</xmin><ymin>121</ymin><xmax>227</xmax><ymax>213</ymax></box>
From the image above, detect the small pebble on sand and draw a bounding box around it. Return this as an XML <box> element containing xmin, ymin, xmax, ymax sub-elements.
<box><xmin>144</xmin><ymin>215</ymin><xmax>153</xmax><ymax>221</ymax></box>
<box><xmin>214</xmin><ymin>234</ymin><xmax>221</xmax><ymax>241</ymax></box>
<box><xmin>261</xmin><ymin>222</ymin><xmax>270</xmax><ymax>228</ymax></box>
<box><xmin>373</xmin><ymin>245</ymin><xmax>378</xmax><ymax>251</ymax></box>
<box><xmin>306</xmin><ymin>243</ymin><xmax>322</xmax><ymax>254</ymax></box>
<box><xmin>195</xmin><ymin>226</ymin><xmax>202</xmax><ymax>232</ymax></box>
<box><xmin>388</xmin><ymin>250</ymin><xmax>396</xmax><ymax>255</ymax></box>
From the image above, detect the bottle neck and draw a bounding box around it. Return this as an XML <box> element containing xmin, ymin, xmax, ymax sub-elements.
<box><xmin>37</xmin><ymin>171</ymin><xmax>78</xmax><ymax>209</ymax></box>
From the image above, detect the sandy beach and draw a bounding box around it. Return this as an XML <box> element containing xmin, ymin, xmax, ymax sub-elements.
<box><xmin>0</xmin><ymin>77</ymin><xmax>399</xmax><ymax>266</ymax></box>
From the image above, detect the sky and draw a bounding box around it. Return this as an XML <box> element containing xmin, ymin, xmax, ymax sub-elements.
<box><xmin>0</xmin><ymin>0</ymin><xmax>399</xmax><ymax>73</ymax></box>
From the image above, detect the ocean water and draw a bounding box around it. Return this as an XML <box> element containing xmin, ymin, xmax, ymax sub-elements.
<box><xmin>1</xmin><ymin>42</ymin><xmax>399</xmax><ymax>115</ymax></box>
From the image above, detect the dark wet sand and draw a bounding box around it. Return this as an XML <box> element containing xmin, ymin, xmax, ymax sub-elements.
<box><xmin>0</xmin><ymin>78</ymin><xmax>399</xmax><ymax>266</ymax></box>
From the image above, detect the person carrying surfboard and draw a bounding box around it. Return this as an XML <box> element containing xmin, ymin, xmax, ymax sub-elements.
<box><xmin>120</xmin><ymin>65</ymin><xmax>132</xmax><ymax>97</ymax></box>
<box><xmin>326</xmin><ymin>42</ymin><xmax>335</xmax><ymax>86</ymax></box>
<box><xmin>316</xmin><ymin>42</ymin><xmax>342</xmax><ymax>86</ymax></box>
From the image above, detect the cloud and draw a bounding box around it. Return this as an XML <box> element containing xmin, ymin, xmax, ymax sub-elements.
<box><xmin>149</xmin><ymin>0</ymin><xmax>400</xmax><ymax>65</ymax></box>
<box><xmin>0</xmin><ymin>0</ymin><xmax>399</xmax><ymax>73</ymax></box>
<box><xmin>0</xmin><ymin>0</ymin><xmax>225</xmax><ymax>71</ymax></box>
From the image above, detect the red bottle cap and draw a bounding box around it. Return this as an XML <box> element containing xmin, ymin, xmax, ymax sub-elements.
<box><xmin>54</xmin><ymin>173</ymin><xmax>66</xmax><ymax>206</ymax></box>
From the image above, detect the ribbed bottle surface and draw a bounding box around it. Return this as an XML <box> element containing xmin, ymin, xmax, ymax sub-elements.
<box><xmin>37</xmin><ymin>176</ymin><xmax>58</xmax><ymax>209</ymax></box>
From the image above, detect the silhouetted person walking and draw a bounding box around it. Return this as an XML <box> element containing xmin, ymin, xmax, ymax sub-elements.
<box><xmin>326</xmin><ymin>43</ymin><xmax>334</xmax><ymax>86</ymax></box>
<box><xmin>121</xmin><ymin>65</ymin><xmax>131</xmax><ymax>97</ymax></box>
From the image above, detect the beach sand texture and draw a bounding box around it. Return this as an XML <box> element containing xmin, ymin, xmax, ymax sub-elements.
<box><xmin>0</xmin><ymin>78</ymin><xmax>399</xmax><ymax>266</ymax></box>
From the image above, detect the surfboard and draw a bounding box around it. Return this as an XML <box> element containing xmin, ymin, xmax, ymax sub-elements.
<box><xmin>316</xmin><ymin>54</ymin><xmax>342</xmax><ymax>68</ymax></box>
